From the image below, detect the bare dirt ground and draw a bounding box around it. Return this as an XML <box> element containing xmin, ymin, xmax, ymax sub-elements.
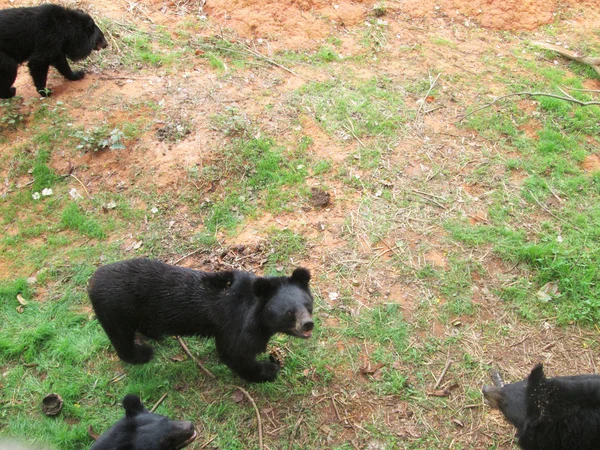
<box><xmin>2</xmin><ymin>0</ymin><xmax>600</xmax><ymax>448</ymax></box>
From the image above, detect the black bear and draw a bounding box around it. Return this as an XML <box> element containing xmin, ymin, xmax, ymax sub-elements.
<box><xmin>0</xmin><ymin>4</ymin><xmax>107</xmax><ymax>98</ymax></box>
<box><xmin>90</xmin><ymin>394</ymin><xmax>196</xmax><ymax>450</ymax></box>
<box><xmin>482</xmin><ymin>364</ymin><xmax>600</xmax><ymax>450</ymax></box>
<box><xmin>88</xmin><ymin>258</ymin><xmax>315</xmax><ymax>383</ymax></box>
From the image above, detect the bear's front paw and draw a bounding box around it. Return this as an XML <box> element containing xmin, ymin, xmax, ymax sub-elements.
<box><xmin>70</xmin><ymin>70</ymin><xmax>85</xmax><ymax>81</ymax></box>
<box><xmin>257</xmin><ymin>361</ymin><xmax>280</xmax><ymax>382</ymax></box>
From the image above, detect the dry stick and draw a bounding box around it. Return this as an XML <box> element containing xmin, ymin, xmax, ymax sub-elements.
<box><xmin>458</xmin><ymin>91</ymin><xmax>600</xmax><ymax>123</ymax></box>
<box><xmin>199</xmin><ymin>435</ymin><xmax>217</xmax><ymax>449</ymax></box>
<box><xmin>434</xmin><ymin>360</ymin><xmax>452</xmax><ymax>390</ymax></box>
<box><xmin>150</xmin><ymin>392</ymin><xmax>168</xmax><ymax>412</ymax></box>
<box><xmin>526</xmin><ymin>189</ymin><xmax>582</xmax><ymax>232</ymax></box>
<box><xmin>175</xmin><ymin>336</ymin><xmax>216</xmax><ymax>379</ymax></box>
<box><xmin>171</xmin><ymin>247</ymin><xmax>204</xmax><ymax>265</ymax></box>
<box><xmin>70</xmin><ymin>174</ymin><xmax>91</xmax><ymax>198</ymax></box>
<box><xmin>532</xmin><ymin>41</ymin><xmax>600</xmax><ymax>77</ymax></box>
<box><xmin>241</xmin><ymin>44</ymin><xmax>305</xmax><ymax>80</ymax></box>
<box><xmin>233</xmin><ymin>386</ymin><xmax>263</xmax><ymax>450</ymax></box>
<box><xmin>288</xmin><ymin>416</ymin><xmax>304</xmax><ymax>450</ymax></box>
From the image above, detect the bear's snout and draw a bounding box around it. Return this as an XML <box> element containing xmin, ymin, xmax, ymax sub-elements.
<box><xmin>301</xmin><ymin>320</ymin><xmax>314</xmax><ymax>331</ymax></box>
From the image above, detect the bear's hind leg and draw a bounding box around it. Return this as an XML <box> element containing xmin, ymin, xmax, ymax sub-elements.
<box><xmin>27</xmin><ymin>58</ymin><xmax>51</xmax><ymax>97</ymax></box>
<box><xmin>0</xmin><ymin>52</ymin><xmax>18</xmax><ymax>99</ymax></box>
<box><xmin>102</xmin><ymin>324</ymin><xmax>154</xmax><ymax>364</ymax></box>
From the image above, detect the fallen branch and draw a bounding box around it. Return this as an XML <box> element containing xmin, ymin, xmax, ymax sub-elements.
<box><xmin>70</xmin><ymin>174</ymin><xmax>92</xmax><ymax>199</ymax></box>
<box><xmin>175</xmin><ymin>336</ymin><xmax>216</xmax><ymax>379</ymax></box>
<box><xmin>533</xmin><ymin>41</ymin><xmax>600</xmax><ymax>77</ymax></box>
<box><xmin>288</xmin><ymin>415</ymin><xmax>303</xmax><ymax>450</ymax></box>
<box><xmin>458</xmin><ymin>91</ymin><xmax>600</xmax><ymax>122</ymax></box>
<box><xmin>233</xmin><ymin>386</ymin><xmax>263</xmax><ymax>450</ymax></box>
<box><xmin>434</xmin><ymin>360</ymin><xmax>452</xmax><ymax>389</ymax></box>
<box><xmin>150</xmin><ymin>393</ymin><xmax>168</xmax><ymax>413</ymax></box>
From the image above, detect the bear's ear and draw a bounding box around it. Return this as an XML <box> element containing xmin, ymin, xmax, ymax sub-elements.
<box><xmin>526</xmin><ymin>364</ymin><xmax>547</xmax><ymax>419</ymax></box>
<box><xmin>253</xmin><ymin>277</ymin><xmax>276</xmax><ymax>301</ymax></box>
<box><xmin>290</xmin><ymin>268</ymin><xmax>310</xmax><ymax>286</ymax></box>
<box><xmin>122</xmin><ymin>394</ymin><xmax>146</xmax><ymax>418</ymax></box>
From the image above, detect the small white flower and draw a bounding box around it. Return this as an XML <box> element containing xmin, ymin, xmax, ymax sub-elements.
<box><xmin>41</xmin><ymin>188</ymin><xmax>53</xmax><ymax>196</ymax></box>
<box><xmin>32</xmin><ymin>192</ymin><xmax>41</xmax><ymax>200</ymax></box>
<box><xmin>557</xmin><ymin>235</ymin><xmax>563</xmax><ymax>243</ymax></box>
<box><xmin>151</xmin><ymin>207</ymin><xmax>158</xmax><ymax>214</ymax></box>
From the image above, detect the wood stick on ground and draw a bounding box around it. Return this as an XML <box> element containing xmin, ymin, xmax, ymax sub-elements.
<box><xmin>70</xmin><ymin>174</ymin><xmax>91</xmax><ymax>198</ymax></box>
<box><xmin>241</xmin><ymin>43</ymin><xmax>305</xmax><ymax>80</ymax></box>
<box><xmin>458</xmin><ymin>91</ymin><xmax>600</xmax><ymax>123</ymax></box>
<box><xmin>434</xmin><ymin>360</ymin><xmax>452</xmax><ymax>389</ymax></box>
<box><xmin>150</xmin><ymin>392</ymin><xmax>168</xmax><ymax>412</ymax></box>
<box><xmin>175</xmin><ymin>336</ymin><xmax>216</xmax><ymax>379</ymax></box>
<box><xmin>233</xmin><ymin>386</ymin><xmax>264</xmax><ymax>450</ymax></box>
<box><xmin>533</xmin><ymin>41</ymin><xmax>600</xmax><ymax>77</ymax></box>
<box><xmin>288</xmin><ymin>415</ymin><xmax>304</xmax><ymax>450</ymax></box>
<box><xmin>199</xmin><ymin>435</ymin><xmax>217</xmax><ymax>449</ymax></box>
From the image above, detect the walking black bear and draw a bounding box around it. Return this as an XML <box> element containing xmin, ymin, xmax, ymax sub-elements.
<box><xmin>88</xmin><ymin>259</ymin><xmax>315</xmax><ymax>382</ymax></box>
<box><xmin>0</xmin><ymin>5</ymin><xmax>107</xmax><ymax>98</ymax></box>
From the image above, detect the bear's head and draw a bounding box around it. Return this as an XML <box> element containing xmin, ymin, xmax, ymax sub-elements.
<box><xmin>254</xmin><ymin>268</ymin><xmax>314</xmax><ymax>339</ymax></box>
<box><xmin>64</xmin><ymin>9</ymin><xmax>108</xmax><ymax>61</ymax></box>
<box><xmin>90</xmin><ymin>394</ymin><xmax>196</xmax><ymax>450</ymax></box>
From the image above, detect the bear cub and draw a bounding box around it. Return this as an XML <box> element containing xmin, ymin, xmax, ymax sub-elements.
<box><xmin>0</xmin><ymin>4</ymin><xmax>108</xmax><ymax>98</ymax></box>
<box><xmin>483</xmin><ymin>364</ymin><xmax>600</xmax><ymax>450</ymax></box>
<box><xmin>88</xmin><ymin>258</ymin><xmax>315</xmax><ymax>383</ymax></box>
<box><xmin>90</xmin><ymin>394</ymin><xmax>196</xmax><ymax>450</ymax></box>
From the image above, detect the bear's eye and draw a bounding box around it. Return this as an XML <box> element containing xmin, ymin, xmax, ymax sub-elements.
<box><xmin>287</xmin><ymin>310</ymin><xmax>294</xmax><ymax>316</ymax></box>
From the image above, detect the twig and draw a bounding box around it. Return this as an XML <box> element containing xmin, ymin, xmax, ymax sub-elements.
<box><xmin>99</xmin><ymin>76</ymin><xmax>156</xmax><ymax>81</ymax></box>
<box><xmin>526</xmin><ymin>189</ymin><xmax>582</xmax><ymax>232</ymax></box>
<box><xmin>150</xmin><ymin>393</ymin><xmax>168</xmax><ymax>412</ymax></box>
<box><xmin>331</xmin><ymin>396</ymin><xmax>341</xmax><ymax>421</ymax></box>
<box><xmin>417</xmin><ymin>71</ymin><xmax>442</xmax><ymax>117</ymax></box>
<box><xmin>172</xmin><ymin>248</ymin><xmax>204</xmax><ymax>265</ymax></box>
<box><xmin>70</xmin><ymin>174</ymin><xmax>91</xmax><ymax>198</ymax></box>
<box><xmin>434</xmin><ymin>360</ymin><xmax>452</xmax><ymax>389</ymax></box>
<box><xmin>241</xmin><ymin>44</ymin><xmax>306</xmax><ymax>80</ymax></box>
<box><xmin>199</xmin><ymin>435</ymin><xmax>217</xmax><ymax>449</ymax></box>
<box><xmin>509</xmin><ymin>333</ymin><xmax>532</xmax><ymax>348</ymax></box>
<box><xmin>175</xmin><ymin>336</ymin><xmax>216</xmax><ymax>379</ymax></box>
<box><xmin>233</xmin><ymin>386</ymin><xmax>263</xmax><ymax>450</ymax></box>
<box><xmin>458</xmin><ymin>91</ymin><xmax>600</xmax><ymax>122</ymax></box>
<box><xmin>533</xmin><ymin>41</ymin><xmax>600</xmax><ymax>77</ymax></box>
<box><xmin>288</xmin><ymin>415</ymin><xmax>303</xmax><ymax>450</ymax></box>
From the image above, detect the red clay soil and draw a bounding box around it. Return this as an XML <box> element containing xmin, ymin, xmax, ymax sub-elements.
<box><xmin>203</xmin><ymin>0</ymin><xmax>600</xmax><ymax>46</ymax></box>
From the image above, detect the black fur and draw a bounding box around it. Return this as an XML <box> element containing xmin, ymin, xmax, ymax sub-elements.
<box><xmin>88</xmin><ymin>258</ymin><xmax>314</xmax><ymax>383</ymax></box>
<box><xmin>90</xmin><ymin>394</ymin><xmax>196</xmax><ymax>450</ymax></box>
<box><xmin>482</xmin><ymin>364</ymin><xmax>600</xmax><ymax>450</ymax></box>
<box><xmin>0</xmin><ymin>4</ymin><xmax>107</xmax><ymax>98</ymax></box>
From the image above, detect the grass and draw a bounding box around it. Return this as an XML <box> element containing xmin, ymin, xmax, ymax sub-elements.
<box><xmin>2</xmin><ymin>4</ymin><xmax>600</xmax><ymax>450</ymax></box>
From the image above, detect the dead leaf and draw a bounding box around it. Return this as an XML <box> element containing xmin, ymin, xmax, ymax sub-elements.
<box><xmin>425</xmin><ymin>95</ymin><xmax>435</xmax><ymax>103</ymax></box>
<box><xmin>360</xmin><ymin>362</ymin><xmax>385</xmax><ymax>376</ymax></box>
<box><xmin>427</xmin><ymin>389</ymin><xmax>451</xmax><ymax>397</ymax></box>
<box><xmin>537</xmin><ymin>280</ymin><xmax>560</xmax><ymax>303</ymax></box>
<box><xmin>16</xmin><ymin>305</ymin><xmax>25</xmax><ymax>314</ymax></box>
<box><xmin>16</xmin><ymin>294</ymin><xmax>28</xmax><ymax>306</ymax></box>
<box><xmin>170</xmin><ymin>354</ymin><xmax>186</xmax><ymax>362</ymax></box>
<box><xmin>88</xmin><ymin>425</ymin><xmax>99</xmax><ymax>441</ymax></box>
<box><xmin>232</xmin><ymin>389</ymin><xmax>245</xmax><ymax>404</ymax></box>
